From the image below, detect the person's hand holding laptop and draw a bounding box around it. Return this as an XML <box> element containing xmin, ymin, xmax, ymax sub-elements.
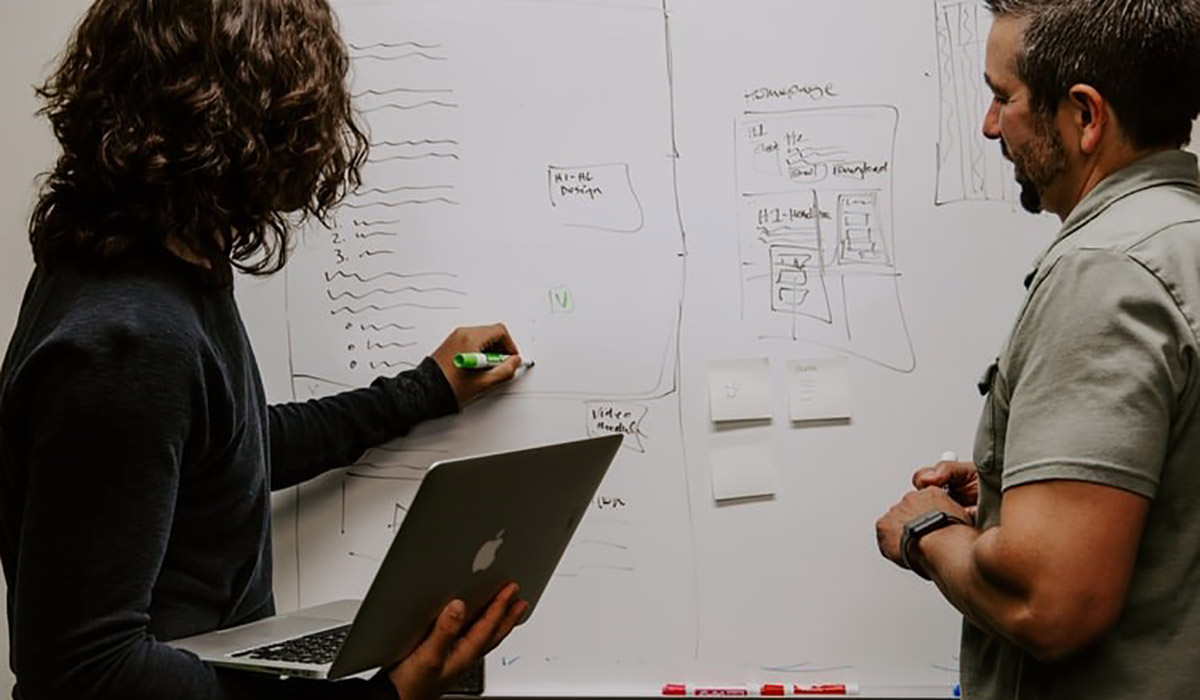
<box><xmin>388</xmin><ymin>582</ymin><xmax>528</xmax><ymax>700</ymax></box>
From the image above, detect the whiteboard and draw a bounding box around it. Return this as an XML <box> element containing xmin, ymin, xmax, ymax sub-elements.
<box><xmin>269</xmin><ymin>1</ymin><xmax>1058</xmax><ymax>696</ymax></box>
<box><xmin>0</xmin><ymin>0</ymin><xmax>1094</xmax><ymax>697</ymax></box>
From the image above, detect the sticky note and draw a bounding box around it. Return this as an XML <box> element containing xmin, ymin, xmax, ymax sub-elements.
<box><xmin>710</xmin><ymin>440</ymin><xmax>778</xmax><ymax>502</ymax></box>
<box><xmin>707</xmin><ymin>358</ymin><xmax>773</xmax><ymax>423</ymax></box>
<box><xmin>787</xmin><ymin>356</ymin><xmax>852</xmax><ymax>422</ymax></box>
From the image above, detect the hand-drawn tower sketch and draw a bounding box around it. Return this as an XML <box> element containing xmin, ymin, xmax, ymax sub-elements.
<box><xmin>934</xmin><ymin>0</ymin><xmax>1015</xmax><ymax>205</ymax></box>
<box><xmin>736</xmin><ymin>105</ymin><xmax>915</xmax><ymax>372</ymax></box>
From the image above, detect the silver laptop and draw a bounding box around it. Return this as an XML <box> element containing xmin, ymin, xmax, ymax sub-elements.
<box><xmin>168</xmin><ymin>434</ymin><xmax>622</xmax><ymax>680</ymax></box>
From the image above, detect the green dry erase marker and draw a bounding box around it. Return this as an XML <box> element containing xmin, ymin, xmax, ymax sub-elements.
<box><xmin>452</xmin><ymin>352</ymin><xmax>535</xmax><ymax>369</ymax></box>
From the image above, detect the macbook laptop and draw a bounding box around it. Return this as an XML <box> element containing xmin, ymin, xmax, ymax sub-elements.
<box><xmin>168</xmin><ymin>433</ymin><xmax>622</xmax><ymax>680</ymax></box>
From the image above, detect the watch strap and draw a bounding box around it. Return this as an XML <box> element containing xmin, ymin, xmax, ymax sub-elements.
<box><xmin>901</xmin><ymin>511</ymin><xmax>968</xmax><ymax>580</ymax></box>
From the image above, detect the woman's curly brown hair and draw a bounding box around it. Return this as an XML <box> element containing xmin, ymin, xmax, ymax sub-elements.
<box><xmin>31</xmin><ymin>0</ymin><xmax>369</xmax><ymax>284</ymax></box>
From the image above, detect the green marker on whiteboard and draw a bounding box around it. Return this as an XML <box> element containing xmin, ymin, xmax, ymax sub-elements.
<box><xmin>452</xmin><ymin>352</ymin><xmax>535</xmax><ymax>370</ymax></box>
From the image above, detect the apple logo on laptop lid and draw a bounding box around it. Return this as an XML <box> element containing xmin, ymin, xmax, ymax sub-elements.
<box><xmin>472</xmin><ymin>530</ymin><xmax>505</xmax><ymax>573</ymax></box>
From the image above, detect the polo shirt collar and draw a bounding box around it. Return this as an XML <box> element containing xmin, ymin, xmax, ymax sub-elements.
<box><xmin>1026</xmin><ymin>150</ymin><xmax>1200</xmax><ymax>286</ymax></box>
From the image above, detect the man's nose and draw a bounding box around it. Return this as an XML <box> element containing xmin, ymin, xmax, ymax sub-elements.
<box><xmin>981</xmin><ymin>101</ymin><xmax>1001</xmax><ymax>141</ymax></box>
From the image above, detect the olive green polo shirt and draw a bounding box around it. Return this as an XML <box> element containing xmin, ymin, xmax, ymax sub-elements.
<box><xmin>963</xmin><ymin>150</ymin><xmax>1200</xmax><ymax>700</ymax></box>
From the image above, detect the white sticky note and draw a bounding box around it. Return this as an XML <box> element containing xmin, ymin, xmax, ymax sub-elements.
<box><xmin>787</xmin><ymin>356</ymin><xmax>853</xmax><ymax>422</ymax></box>
<box><xmin>710</xmin><ymin>442</ymin><xmax>778</xmax><ymax>502</ymax></box>
<box><xmin>707</xmin><ymin>358</ymin><xmax>773</xmax><ymax>423</ymax></box>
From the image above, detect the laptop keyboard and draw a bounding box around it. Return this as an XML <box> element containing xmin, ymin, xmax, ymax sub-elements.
<box><xmin>230</xmin><ymin>624</ymin><xmax>352</xmax><ymax>665</ymax></box>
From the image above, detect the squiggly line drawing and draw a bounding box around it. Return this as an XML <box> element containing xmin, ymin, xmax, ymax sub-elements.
<box><xmin>331</xmin><ymin>302</ymin><xmax>461</xmax><ymax>315</ymax></box>
<box><xmin>355</xmin><ymin>87</ymin><xmax>453</xmax><ymax>98</ymax></box>
<box><xmin>355</xmin><ymin>52</ymin><xmax>448</xmax><ymax>62</ymax></box>
<box><xmin>341</xmin><ymin>197</ymin><xmax>461</xmax><ymax>210</ymax></box>
<box><xmin>349</xmin><ymin>41</ymin><xmax>441</xmax><ymax>51</ymax></box>
<box><xmin>367</xmin><ymin>340</ymin><xmax>419</xmax><ymax>350</ymax></box>
<box><xmin>353</xmin><ymin>218</ymin><xmax>402</xmax><ymax>227</ymax></box>
<box><xmin>368</xmin><ymin>152</ymin><xmax>461</xmax><ymax>163</ymax></box>
<box><xmin>362</xmin><ymin>324</ymin><xmax>415</xmax><ymax>332</ymax></box>
<box><xmin>325</xmin><ymin>286</ymin><xmax>466</xmax><ymax>301</ymax></box>
<box><xmin>358</xmin><ymin>185</ymin><xmax>456</xmax><ymax>195</ymax></box>
<box><xmin>325</xmin><ymin>270</ymin><xmax>458</xmax><ymax>283</ymax></box>
<box><xmin>362</xmin><ymin>101</ymin><xmax>458</xmax><ymax>113</ymax></box>
<box><xmin>371</xmin><ymin>139</ymin><xmax>459</xmax><ymax>147</ymax></box>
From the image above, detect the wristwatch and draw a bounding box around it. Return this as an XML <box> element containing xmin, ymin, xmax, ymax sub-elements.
<box><xmin>900</xmin><ymin>510</ymin><xmax>968</xmax><ymax>580</ymax></box>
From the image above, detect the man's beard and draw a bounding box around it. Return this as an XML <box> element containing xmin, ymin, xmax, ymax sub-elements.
<box><xmin>1002</xmin><ymin>119</ymin><xmax>1067</xmax><ymax>215</ymax></box>
<box><xmin>1016</xmin><ymin>174</ymin><xmax>1043</xmax><ymax>214</ymax></box>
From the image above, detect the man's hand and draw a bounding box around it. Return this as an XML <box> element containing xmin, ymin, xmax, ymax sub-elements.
<box><xmin>429</xmin><ymin>324</ymin><xmax>527</xmax><ymax>408</ymax></box>
<box><xmin>913</xmin><ymin>458</ymin><xmax>980</xmax><ymax>519</ymax></box>
<box><xmin>876</xmin><ymin>487</ymin><xmax>972</xmax><ymax>570</ymax></box>
<box><xmin>388</xmin><ymin>583</ymin><xmax>528</xmax><ymax>700</ymax></box>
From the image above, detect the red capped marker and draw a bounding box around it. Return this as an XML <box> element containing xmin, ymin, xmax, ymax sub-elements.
<box><xmin>793</xmin><ymin>683</ymin><xmax>859</xmax><ymax>696</ymax></box>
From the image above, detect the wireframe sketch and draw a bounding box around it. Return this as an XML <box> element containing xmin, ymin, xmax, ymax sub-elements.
<box><xmin>736</xmin><ymin>105</ymin><xmax>915</xmax><ymax>372</ymax></box>
<box><xmin>934</xmin><ymin>0</ymin><xmax>1016</xmax><ymax>205</ymax></box>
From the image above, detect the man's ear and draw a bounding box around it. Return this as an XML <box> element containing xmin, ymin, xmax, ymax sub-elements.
<box><xmin>1067</xmin><ymin>84</ymin><xmax>1108</xmax><ymax>155</ymax></box>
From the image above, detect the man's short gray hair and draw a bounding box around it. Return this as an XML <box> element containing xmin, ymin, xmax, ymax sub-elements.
<box><xmin>985</xmin><ymin>0</ymin><xmax>1200</xmax><ymax>149</ymax></box>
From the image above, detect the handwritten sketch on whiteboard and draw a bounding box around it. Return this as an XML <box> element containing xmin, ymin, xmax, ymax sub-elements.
<box><xmin>934</xmin><ymin>0</ymin><xmax>1015</xmax><ymax>205</ymax></box>
<box><xmin>735</xmin><ymin>106</ymin><xmax>915</xmax><ymax>373</ymax></box>
<box><xmin>287</xmin><ymin>2</ymin><xmax>684</xmax><ymax>403</ymax></box>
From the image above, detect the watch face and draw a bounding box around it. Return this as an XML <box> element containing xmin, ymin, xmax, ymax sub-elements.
<box><xmin>908</xmin><ymin>510</ymin><xmax>949</xmax><ymax>536</ymax></box>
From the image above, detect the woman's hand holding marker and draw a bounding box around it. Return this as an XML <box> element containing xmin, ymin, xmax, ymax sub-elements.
<box><xmin>430</xmin><ymin>323</ymin><xmax>532</xmax><ymax>407</ymax></box>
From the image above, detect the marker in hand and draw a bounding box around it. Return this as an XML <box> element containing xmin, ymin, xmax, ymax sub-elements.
<box><xmin>937</xmin><ymin>451</ymin><xmax>958</xmax><ymax>493</ymax></box>
<box><xmin>453</xmin><ymin>352</ymin><xmax>535</xmax><ymax>370</ymax></box>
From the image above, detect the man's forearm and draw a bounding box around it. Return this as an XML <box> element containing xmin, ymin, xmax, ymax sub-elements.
<box><xmin>919</xmin><ymin>524</ymin><xmax>1106</xmax><ymax>662</ymax></box>
<box><xmin>919</xmin><ymin>525</ymin><xmax>1026</xmax><ymax>639</ymax></box>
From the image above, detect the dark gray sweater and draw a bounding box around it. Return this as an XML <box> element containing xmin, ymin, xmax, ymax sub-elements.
<box><xmin>0</xmin><ymin>250</ymin><xmax>457</xmax><ymax>700</ymax></box>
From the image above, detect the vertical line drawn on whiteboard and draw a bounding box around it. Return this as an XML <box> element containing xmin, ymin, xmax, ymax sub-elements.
<box><xmin>736</xmin><ymin>105</ymin><xmax>916</xmax><ymax>373</ymax></box>
<box><xmin>661</xmin><ymin>0</ymin><xmax>702</xmax><ymax>664</ymax></box>
<box><xmin>548</xmin><ymin>163</ymin><xmax>646</xmax><ymax>233</ymax></box>
<box><xmin>934</xmin><ymin>0</ymin><xmax>1015</xmax><ymax>205</ymax></box>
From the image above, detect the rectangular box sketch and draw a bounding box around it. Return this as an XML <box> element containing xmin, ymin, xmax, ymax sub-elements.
<box><xmin>934</xmin><ymin>0</ymin><xmax>1015</xmax><ymax>205</ymax></box>
<box><xmin>736</xmin><ymin>105</ymin><xmax>915</xmax><ymax>372</ymax></box>
<box><xmin>770</xmin><ymin>244</ymin><xmax>832</xmax><ymax>322</ymax></box>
